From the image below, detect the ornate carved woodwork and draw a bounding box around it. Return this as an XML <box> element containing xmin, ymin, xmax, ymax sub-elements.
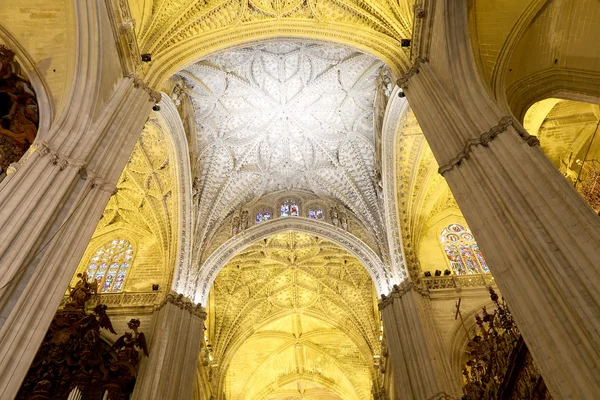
<box><xmin>0</xmin><ymin>45</ymin><xmax>38</xmax><ymax>173</ymax></box>
<box><xmin>16</xmin><ymin>274</ymin><xmax>148</xmax><ymax>400</ymax></box>
<box><xmin>461</xmin><ymin>288</ymin><xmax>550</xmax><ymax>400</ymax></box>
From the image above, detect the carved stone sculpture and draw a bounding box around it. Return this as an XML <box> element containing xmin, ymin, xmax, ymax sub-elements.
<box><xmin>240</xmin><ymin>210</ymin><xmax>248</xmax><ymax>230</ymax></box>
<box><xmin>330</xmin><ymin>207</ymin><xmax>339</xmax><ymax>227</ymax></box>
<box><xmin>340</xmin><ymin>211</ymin><xmax>349</xmax><ymax>231</ymax></box>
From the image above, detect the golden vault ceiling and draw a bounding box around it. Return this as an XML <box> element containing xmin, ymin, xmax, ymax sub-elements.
<box><xmin>127</xmin><ymin>0</ymin><xmax>414</xmax><ymax>83</ymax></box>
<box><xmin>73</xmin><ymin>112</ymin><xmax>179</xmax><ymax>291</ymax></box>
<box><xmin>394</xmin><ymin>108</ymin><xmax>462</xmax><ymax>277</ymax></box>
<box><xmin>206</xmin><ymin>231</ymin><xmax>382</xmax><ymax>400</ymax></box>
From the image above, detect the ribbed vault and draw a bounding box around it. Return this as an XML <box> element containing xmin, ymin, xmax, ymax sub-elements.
<box><xmin>178</xmin><ymin>41</ymin><xmax>392</xmax><ymax>264</ymax></box>
<box><xmin>206</xmin><ymin>231</ymin><xmax>382</xmax><ymax>400</ymax></box>
<box><xmin>127</xmin><ymin>0</ymin><xmax>414</xmax><ymax>84</ymax></box>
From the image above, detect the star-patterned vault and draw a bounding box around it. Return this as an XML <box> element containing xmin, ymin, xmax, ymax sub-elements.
<box><xmin>179</xmin><ymin>41</ymin><xmax>390</xmax><ymax>256</ymax></box>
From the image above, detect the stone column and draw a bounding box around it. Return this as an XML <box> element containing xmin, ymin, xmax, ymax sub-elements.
<box><xmin>380</xmin><ymin>282</ymin><xmax>460</xmax><ymax>400</ymax></box>
<box><xmin>132</xmin><ymin>293</ymin><xmax>206</xmax><ymax>400</ymax></box>
<box><xmin>0</xmin><ymin>74</ymin><xmax>158</xmax><ymax>398</ymax></box>
<box><xmin>398</xmin><ymin>2</ymin><xmax>600</xmax><ymax>397</ymax></box>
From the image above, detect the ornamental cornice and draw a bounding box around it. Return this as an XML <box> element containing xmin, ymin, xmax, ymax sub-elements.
<box><xmin>378</xmin><ymin>280</ymin><xmax>430</xmax><ymax>310</ymax></box>
<box><xmin>125</xmin><ymin>73</ymin><xmax>161</xmax><ymax>103</ymax></box>
<box><xmin>437</xmin><ymin>116</ymin><xmax>540</xmax><ymax>176</ymax></box>
<box><xmin>157</xmin><ymin>292</ymin><xmax>207</xmax><ymax>319</ymax></box>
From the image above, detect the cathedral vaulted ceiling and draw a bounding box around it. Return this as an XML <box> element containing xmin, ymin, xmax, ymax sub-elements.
<box><xmin>178</xmin><ymin>42</ymin><xmax>390</xmax><ymax>255</ymax></box>
<box><xmin>127</xmin><ymin>0</ymin><xmax>413</xmax><ymax>82</ymax></box>
<box><xmin>207</xmin><ymin>232</ymin><xmax>381</xmax><ymax>400</ymax></box>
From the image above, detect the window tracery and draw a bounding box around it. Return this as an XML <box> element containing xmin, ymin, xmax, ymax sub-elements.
<box><xmin>85</xmin><ymin>240</ymin><xmax>134</xmax><ymax>293</ymax></box>
<box><xmin>440</xmin><ymin>224</ymin><xmax>489</xmax><ymax>275</ymax></box>
<box><xmin>280</xmin><ymin>201</ymin><xmax>298</xmax><ymax>217</ymax></box>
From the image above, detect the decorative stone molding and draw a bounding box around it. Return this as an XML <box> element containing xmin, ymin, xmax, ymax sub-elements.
<box><xmin>125</xmin><ymin>73</ymin><xmax>161</xmax><ymax>103</ymax></box>
<box><xmin>381</xmin><ymin>89</ymin><xmax>410</xmax><ymax>283</ymax></box>
<box><xmin>396</xmin><ymin>57</ymin><xmax>427</xmax><ymax>89</ymax></box>
<box><xmin>60</xmin><ymin>291</ymin><xmax>162</xmax><ymax>309</ymax></box>
<box><xmin>106</xmin><ymin>0</ymin><xmax>143</xmax><ymax>75</ymax></box>
<box><xmin>438</xmin><ymin>116</ymin><xmax>540</xmax><ymax>176</ymax></box>
<box><xmin>16</xmin><ymin>141</ymin><xmax>88</xmax><ymax>173</ymax></box>
<box><xmin>378</xmin><ymin>280</ymin><xmax>430</xmax><ymax>309</ymax></box>
<box><xmin>157</xmin><ymin>292</ymin><xmax>206</xmax><ymax>319</ymax></box>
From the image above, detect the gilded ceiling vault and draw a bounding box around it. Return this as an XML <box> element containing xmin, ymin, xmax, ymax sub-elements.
<box><xmin>178</xmin><ymin>42</ymin><xmax>392</xmax><ymax>262</ymax></box>
<box><xmin>73</xmin><ymin>112</ymin><xmax>180</xmax><ymax>292</ymax></box>
<box><xmin>128</xmin><ymin>0</ymin><xmax>413</xmax><ymax>83</ymax></box>
<box><xmin>207</xmin><ymin>232</ymin><xmax>382</xmax><ymax>400</ymax></box>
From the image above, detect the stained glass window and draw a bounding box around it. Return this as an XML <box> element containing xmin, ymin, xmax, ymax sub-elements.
<box><xmin>255</xmin><ymin>210</ymin><xmax>272</xmax><ymax>224</ymax></box>
<box><xmin>440</xmin><ymin>224</ymin><xmax>490</xmax><ymax>275</ymax></box>
<box><xmin>86</xmin><ymin>239</ymin><xmax>133</xmax><ymax>293</ymax></box>
<box><xmin>309</xmin><ymin>209</ymin><xmax>324</xmax><ymax>220</ymax></box>
<box><xmin>280</xmin><ymin>201</ymin><xmax>299</xmax><ymax>217</ymax></box>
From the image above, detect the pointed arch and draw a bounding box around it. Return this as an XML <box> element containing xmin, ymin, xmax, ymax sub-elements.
<box><xmin>192</xmin><ymin>217</ymin><xmax>393</xmax><ymax>304</ymax></box>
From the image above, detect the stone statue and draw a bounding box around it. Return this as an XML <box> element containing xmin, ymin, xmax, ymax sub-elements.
<box><xmin>240</xmin><ymin>210</ymin><xmax>249</xmax><ymax>230</ymax></box>
<box><xmin>340</xmin><ymin>211</ymin><xmax>349</xmax><ymax>231</ymax></box>
<box><xmin>231</xmin><ymin>213</ymin><xmax>240</xmax><ymax>235</ymax></box>
<box><xmin>330</xmin><ymin>207</ymin><xmax>339</xmax><ymax>227</ymax></box>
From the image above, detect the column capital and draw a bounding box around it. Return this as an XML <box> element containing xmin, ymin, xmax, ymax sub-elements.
<box><xmin>126</xmin><ymin>73</ymin><xmax>162</xmax><ymax>103</ymax></box>
<box><xmin>378</xmin><ymin>280</ymin><xmax>430</xmax><ymax>310</ymax></box>
<box><xmin>438</xmin><ymin>116</ymin><xmax>540</xmax><ymax>176</ymax></box>
<box><xmin>157</xmin><ymin>291</ymin><xmax>207</xmax><ymax>319</ymax></box>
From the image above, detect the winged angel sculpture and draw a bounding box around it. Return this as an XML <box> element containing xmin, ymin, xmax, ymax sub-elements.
<box><xmin>16</xmin><ymin>274</ymin><xmax>149</xmax><ymax>400</ymax></box>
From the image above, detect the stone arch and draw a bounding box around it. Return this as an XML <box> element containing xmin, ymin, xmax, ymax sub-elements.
<box><xmin>145</xmin><ymin>21</ymin><xmax>408</xmax><ymax>88</ymax></box>
<box><xmin>381</xmin><ymin>91</ymin><xmax>411</xmax><ymax>283</ymax></box>
<box><xmin>154</xmin><ymin>94</ymin><xmax>194</xmax><ymax>296</ymax></box>
<box><xmin>507</xmin><ymin>69</ymin><xmax>600</xmax><ymax>122</ymax></box>
<box><xmin>192</xmin><ymin>217</ymin><xmax>393</xmax><ymax>304</ymax></box>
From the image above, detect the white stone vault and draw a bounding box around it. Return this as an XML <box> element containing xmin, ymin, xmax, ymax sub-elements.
<box><xmin>192</xmin><ymin>217</ymin><xmax>394</xmax><ymax>305</ymax></box>
<box><xmin>179</xmin><ymin>41</ymin><xmax>391</xmax><ymax>263</ymax></box>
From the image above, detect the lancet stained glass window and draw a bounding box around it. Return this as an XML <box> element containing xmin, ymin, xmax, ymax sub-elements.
<box><xmin>255</xmin><ymin>210</ymin><xmax>272</xmax><ymax>224</ymax></box>
<box><xmin>280</xmin><ymin>201</ymin><xmax>299</xmax><ymax>217</ymax></box>
<box><xmin>440</xmin><ymin>224</ymin><xmax>490</xmax><ymax>275</ymax></box>
<box><xmin>309</xmin><ymin>209</ymin><xmax>324</xmax><ymax>220</ymax></box>
<box><xmin>86</xmin><ymin>239</ymin><xmax>134</xmax><ymax>293</ymax></box>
